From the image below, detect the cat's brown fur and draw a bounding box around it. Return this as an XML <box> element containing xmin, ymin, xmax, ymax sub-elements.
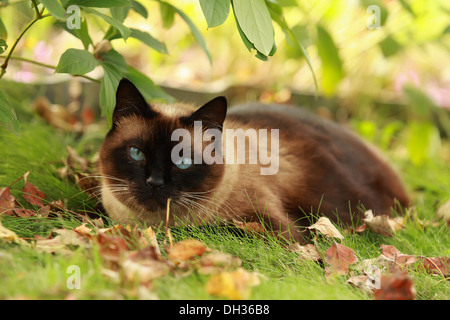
<box><xmin>99</xmin><ymin>79</ymin><xmax>410</xmax><ymax>242</ymax></box>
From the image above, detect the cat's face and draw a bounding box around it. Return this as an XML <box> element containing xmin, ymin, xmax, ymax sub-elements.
<box><xmin>99</xmin><ymin>79</ymin><xmax>227</xmax><ymax>221</ymax></box>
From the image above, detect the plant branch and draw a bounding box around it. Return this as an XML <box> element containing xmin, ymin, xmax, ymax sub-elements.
<box><xmin>31</xmin><ymin>0</ymin><xmax>40</xmax><ymax>17</ymax></box>
<box><xmin>0</xmin><ymin>55</ymin><xmax>101</xmax><ymax>83</ymax></box>
<box><xmin>0</xmin><ymin>0</ymin><xmax>49</xmax><ymax>78</ymax></box>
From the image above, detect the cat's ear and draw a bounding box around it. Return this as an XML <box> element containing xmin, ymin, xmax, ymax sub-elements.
<box><xmin>113</xmin><ymin>78</ymin><xmax>156</xmax><ymax>124</ymax></box>
<box><xmin>186</xmin><ymin>96</ymin><xmax>227</xmax><ymax>128</ymax></box>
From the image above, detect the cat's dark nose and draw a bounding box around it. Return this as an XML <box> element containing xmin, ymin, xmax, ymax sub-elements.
<box><xmin>146</xmin><ymin>174</ymin><xmax>164</xmax><ymax>188</ymax></box>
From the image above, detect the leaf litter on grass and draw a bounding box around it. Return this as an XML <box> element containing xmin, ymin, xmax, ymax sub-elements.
<box><xmin>1</xmin><ymin>168</ymin><xmax>448</xmax><ymax>299</ymax></box>
<box><xmin>1</xmin><ymin>171</ymin><xmax>262</xmax><ymax>299</ymax></box>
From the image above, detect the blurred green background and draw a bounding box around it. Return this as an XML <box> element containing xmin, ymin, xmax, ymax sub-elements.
<box><xmin>1</xmin><ymin>0</ymin><xmax>449</xmax><ymax>167</ymax></box>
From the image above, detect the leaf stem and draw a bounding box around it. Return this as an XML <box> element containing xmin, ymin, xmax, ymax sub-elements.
<box><xmin>0</xmin><ymin>0</ymin><xmax>48</xmax><ymax>78</ymax></box>
<box><xmin>31</xmin><ymin>0</ymin><xmax>40</xmax><ymax>17</ymax></box>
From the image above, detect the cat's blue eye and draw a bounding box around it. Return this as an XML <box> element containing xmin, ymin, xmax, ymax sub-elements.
<box><xmin>175</xmin><ymin>157</ymin><xmax>192</xmax><ymax>169</ymax></box>
<box><xmin>129</xmin><ymin>147</ymin><xmax>146</xmax><ymax>161</ymax></box>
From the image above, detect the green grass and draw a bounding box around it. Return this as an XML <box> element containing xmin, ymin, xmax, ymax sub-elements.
<box><xmin>0</xmin><ymin>105</ymin><xmax>449</xmax><ymax>300</ymax></box>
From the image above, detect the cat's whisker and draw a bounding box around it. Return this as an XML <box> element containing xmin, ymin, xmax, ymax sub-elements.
<box><xmin>180</xmin><ymin>191</ymin><xmax>237</xmax><ymax>218</ymax></box>
<box><xmin>176</xmin><ymin>195</ymin><xmax>222</xmax><ymax>223</ymax></box>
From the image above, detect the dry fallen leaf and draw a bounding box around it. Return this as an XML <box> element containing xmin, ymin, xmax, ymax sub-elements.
<box><xmin>96</xmin><ymin>232</ymin><xmax>129</xmax><ymax>266</ymax></box>
<box><xmin>422</xmin><ymin>257</ymin><xmax>450</xmax><ymax>277</ymax></box>
<box><xmin>436</xmin><ymin>199</ymin><xmax>450</xmax><ymax>225</ymax></box>
<box><xmin>233</xmin><ymin>219</ymin><xmax>266</xmax><ymax>234</ymax></box>
<box><xmin>380</xmin><ymin>244</ymin><xmax>422</xmax><ymax>266</ymax></box>
<box><xmin>34</xmin><ymin>228</ymin><xmax>90</xmax><ymax>254</ymax></box>
<box><xmin>324</xmin><ymin>243</ymin><xmax>358</xmax><ymax>275</ymax></box>
<box><xmin>168</xmin><ymin>239</ymin><xmax>208</xmax><ymax>262</ymax></box>
<box><xmin>74</xmin><ymin>223</ymin><xmax>93</xmax><ymax>237</ymax></box>
<box><xmin>198</xmin><ymin>251</ymin><xmax>242</xmax><ymax>275</ymax></box>
<box><xmin>33</xmin><ymin>97</ymin><xmax>76</xmax><ymax>131</ymax></box>
<box><xmin>206</xmin><ymin>268</ymin><xmax>261</xmax><ymax>300</ymax></box>
<box><xmin>0</xmin><ymin>187</ymin><xmax>15</xmax><ymax>215</ymax></box>
<box><xmin>289</xmin><ymin>243</ymin><xmax>321</xmax><ymax>262</ymax></box>
<box><xmin>141</xmin><ymin>226</ymin><xmax>161</xmax><ymax>254</ymax></box>
<box><xmin>363</xmin><ymin>210</ymin><xmax>404</xmax><ymax>236</ymax></box>
<box><xmin>0</xmin><ymin>220</ymin><xmax>28</xmax><ymax>245</ymax></box>
<box><xmin>13</xmin><ymin>208</ymin><xmax>36</xmax><ymax>218</ymax></box>
<box><xmin>308</xmin><ymin>217</ymin><xmax>344</xmax><ymax>241</ymax></box>
<box><xmin>374</xmin><ymin>270</ymin><xmax>416</xmax><ymax>300</ymax></box>
<box><xmin>122</xmin><ymin>246</ymin><xmax>170</xmax><ymax>284</ymax></box>
<box><xmin>347</xmin><ymin>274</ymin><xmax>380</xmax><ymax>291</ymax></box>
<box><xmin>380</xmin><ymin>244</ymin><xmax>450</xmax><ymax>277</ymax></box>
<box><xmin>22</xmin><ymin>171</ymin><xmax>45</xmax><ymax>208</ymax></box>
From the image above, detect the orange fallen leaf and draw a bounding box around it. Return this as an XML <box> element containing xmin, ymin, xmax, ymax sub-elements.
<box><xmin>325</xmin><ymin>243</ymin><xmax>358</xmax><ymax>275</ymax></box>
<box><xmin>168</xmin><ymin>239</ymin><xmax>208</xmax><ymax>262</ymax></box>
<box><xmin>422</xmin><ymin>257</ymin><xmax>450</xmax><ymax>277</ymax></box>
<box><xmin>22</xmin><ymin>171</ymin><xmax>45</xmax><ymax>208</ymax></box>
<box><xmin>374</xmin><ymin>270</ymin><xmax>416</xmax><ymax>300</ymax></box>
<box><xmin>380</xmin><ymin>244</ymin><xmax>450</xmax><ymax>277</ymax></box>
<box><xmin>122</xmin><ymin>246</ymin><xmax>170</xmax><ymax>284</ymax></box>
<box><xmin>96</xmin><ymin>232</ymin><xmax>129</xmax><ymax>266</ymax></box>
<box><xmin>233</xmin><ymin>219</ymin><xmax>266</xmax><ymax>234</ymax></box>
<box><xmin>13</xmin><ymin>208</ymin><xmax>36</xmax><ymax>217</ymax></box>
<box><xmin>74</xmin><ymin>223</ymin><xmax>93</xmax><ymax>237</ymax></box>
<box><xmin>141</xmin><ymin>226</ymin><xmax>161</xmax><ymax>254</ymax></box>
<box><xmin>0</xmin><ymin>187</ymin><xmax>15</xmax><ymax>215</ymax></box>
<box><xmin>206</xmin><ymin>268</ymin><xmax>260</xmax><ymax>300</ymax></box>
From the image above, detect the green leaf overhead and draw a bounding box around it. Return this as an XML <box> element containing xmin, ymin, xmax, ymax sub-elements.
<box><xmin>161</xmin><ymin>1</ymin><xmax>212</xmax><ymax>64</ymax></box>
<box><xmin>100</xmin><ymin>63</ymin><xmax>122</xmax><ymax>127</ymax></box>
<box><xmin>379</xmin><ymin>35</ymin><xmax>402</xmax><ymax>58</ymax></box>
<box><xmin>130</xmin><ymin>29</ymin><xmax>168</xmax><ymax>54</ymax></box>
<box><xmin>39</xmin><ymin>0</ymin><xmax>67</xmax><ymax>20</ymax></box>
<box><xmin>83</xmin><ymin>8</ymin><xmax>131</xmax><ymax>40</ymax></box>
<box><xmin>130</xmin><ymin>1</ymin><xmax>148</xmax><ymax>18</ymax></box>
<box><xmin>0</xmin><ymin>39</ymin><xmax>7</xmax><ymax>55</ymax></box>
<box><xmin>200</xmin><ymin>0</ymin><xmax>231</xmax><ymax>28</ymax></box>
<box><xmin>125</xmin><ymin>67</ymin><xmax>174</xmax><ymax>103</ymax></box>
<box><xmin>232</xmin><ymin>0</ymin><xmax>274</xmax><ymax>57</ymax></box>
<box><xmin>74</xmin><ymin>18</ymin><xmax>93</xmax><ymax>50</ymax></box>
<box><xmin>0</xmin><ymin>17</ymin><xmax>7</xmax><ymax>40</ymax></box>
<box><xmin>66</xmin><ymin>0</ymin><xmax>130</xmax><ymax>8</ymax></box>
<box><xmin>55</xmin><ymin>48</ymin><xmax>99</xmax><ymax>75</ymax></box>
<box><xmin>159</xmin><ymin>1</ymin><xmax>175</xmax><ymax>29</ymax></box>
<box><xmin>316</xmin><ymin>25</ymin><xmax>344</xmax><ymax>96</ymax></box>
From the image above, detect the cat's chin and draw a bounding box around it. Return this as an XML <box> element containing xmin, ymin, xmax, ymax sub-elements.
<box><xmin>101</xmin><ymin>183</ymin><xmax>165</xmax><ymax>225</ymax></box>
<box><xmin>141</xmin><ymin>200</ymin><xmax>167</xmax><ymax>212</ymax></box>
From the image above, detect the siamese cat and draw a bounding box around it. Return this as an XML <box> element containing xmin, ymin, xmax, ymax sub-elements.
<box><xmin>99</xmin><ymin>78</ymin><xmax>410</xmax><ymax>242</ymax></box>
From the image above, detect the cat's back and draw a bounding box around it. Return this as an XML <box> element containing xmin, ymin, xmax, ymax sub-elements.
<box><xmin>226</xmin><ymin>102</ymin><xmax>353</xmax><ymax>143</ymax></box>
<box><xmin>224</xmin><ymin>102</ymin><xmax>410</xmax><ymax>214</ymax></box>
<box><xmin>225</xmin><ymin>102</ymin><xmax>369</xmax><ymax>163</ymax></box>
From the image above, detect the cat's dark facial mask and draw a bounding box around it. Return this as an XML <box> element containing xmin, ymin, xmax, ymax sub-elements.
<box><xmin>99</xmin><ymin>79</ymin><xmax>227</xmax><ymax>212</ymax></box>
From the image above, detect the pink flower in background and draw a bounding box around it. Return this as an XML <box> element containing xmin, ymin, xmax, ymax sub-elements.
<box><xmin>13</xmin><ymin>64</ymin><xmax>35</xmax><ymax>83</ymax></box>
<box><xmin>33</xmin><ymin>41</ymin><xmax>53</xmax><ymax>63</ymax></box>
<box><xmin>394</xmin><ymin>71</ymin><xmax>420</xmax><ymax>92</ymax></box>
<box><xmin>394</xmin><ymin>71</ymin><xmax>449</xmax><ymax>109</ymax></box>
<box><xmin>425</xmin><ymin>83</ymin><xmax>450</xmax><ymax>109</ymax></box>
